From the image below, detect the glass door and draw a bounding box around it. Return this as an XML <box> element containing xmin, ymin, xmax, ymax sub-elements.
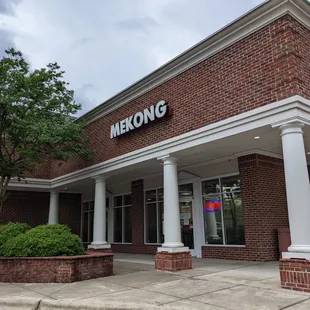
<box><xmin>179</xmin><ymin>199</ymin><xmax>195</xmax><ymax>255</ymax></box>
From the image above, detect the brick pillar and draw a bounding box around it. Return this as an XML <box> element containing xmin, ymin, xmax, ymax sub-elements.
<box><xmin>131</xmin><ymin>179</ymin><xmax>144</xmax><ymax>245</ymax></box>
<box><xmin>238</xmin><ymin>154</ymin><xmax>289</xmax><ymax>261</ymax></box>
<box><xmin>280</xmin><ymin>259</ymin><xmax>310</xmax><ymax>292</ymax></box>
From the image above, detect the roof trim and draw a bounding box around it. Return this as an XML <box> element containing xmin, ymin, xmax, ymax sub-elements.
<box><xmin>81</xmin><ymin>0</ymin><xmax>310</xmax><ymax>124</ymax></box>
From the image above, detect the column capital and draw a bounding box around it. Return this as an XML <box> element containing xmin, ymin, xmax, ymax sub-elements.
<box><xmin>157</xmin><ymin>155</ymin><xmax>178</xmax><ymax>165</ymax></box>
<box><xmin>279</xmin><ymin>122</ymin><xmax>305</xmax><ymax>137</ymax></box>
<box><xmin>92</xmin><ymin>174</ymin><xmax>108</xmax><ymax>183</ymax></box>
<box><xmin>50</xmin><ymin>190</ymin><xmax>59</xmax><ymax>195</ymax></box>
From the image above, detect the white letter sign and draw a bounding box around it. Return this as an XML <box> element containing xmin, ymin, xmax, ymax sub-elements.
<box><xmin>110</xmin><ymin>100</ymin><xmax>170</xmax><ymax>139</ymax></box>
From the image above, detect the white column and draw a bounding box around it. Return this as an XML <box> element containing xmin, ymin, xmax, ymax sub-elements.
<box><xmin>279</xmin><ymin>122</ymin><xmax>310</xmax><ymax>259</ymax></box>
<box><xmin>206</xmin><ymin>212</ymin><xmax>219</xmax><ymax>239</ymax></box>
<box><xmin>88</xmin><ymin>175</ymin><xmax>110</xmax><ymax>249</ymax></box>
<box><xmin>158</xmin><ymin>156</ymin><xmax>188</xmax><ymax>253</ymax></box>
<box><xmin>48</xmin><ymin>191</ymin><xmax>59</xmax><ymax>224</ymax></box>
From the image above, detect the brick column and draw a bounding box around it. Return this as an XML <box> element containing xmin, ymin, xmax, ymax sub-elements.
<box><xmin>131</xmin><ymin>179</ymin><xmax>144</xmax><ymax>245</ymax></box>
<box><xmin>238</xmin><ymin>154</ymin><xmax>289</xmax><ymax>261</ymax></box>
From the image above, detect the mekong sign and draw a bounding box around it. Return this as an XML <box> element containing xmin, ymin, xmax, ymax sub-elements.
<box><xmin>110</xmin><ymin>100</ymin><xmax>170</xmax><ymax>139</ymax></box>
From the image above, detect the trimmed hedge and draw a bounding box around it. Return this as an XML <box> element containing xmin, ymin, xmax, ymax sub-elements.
<box><xmin>0</xmin><ymin>222</ymin><xmax>31</xmax><ymax>256</ymax></box>
<box><xmin>3</xmin><ymin>224</ymin><xmax>85</xmax><ymax>257</ymax></box>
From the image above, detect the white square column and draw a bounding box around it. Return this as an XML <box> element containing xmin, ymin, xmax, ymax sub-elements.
<box><xmin>157</xmin><ymin>155</ymin><xmax>188</xmax><ymax>253</ymax></box>
<box><xmin>88</xmin><ymin>175</ymin><xmax>111</xmax><ymax>250</ymax></box>
<box><xmin>48</xmin><ymin>191</ymin><xmax>59</xmax><ymax>224</ymax></box>
<box><xmin>278</xmin><ymin>122</ymin><xmax>310</xmax><ymax>259</ymax></box>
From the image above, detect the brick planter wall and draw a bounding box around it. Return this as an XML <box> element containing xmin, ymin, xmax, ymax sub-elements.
<box><xmin>155</xmin><ymin>252</ymin><xmax>192</xmax><ymax>272</ymax></box>
<box><xmin>0</xmin><ymin>253</ymin><xmax>113</xmax><ymax>283</ymax></box>
<box><xmin>280</xmin><ymin>259</ymin><xmax>310</xmax><ymax>293</ymax></box>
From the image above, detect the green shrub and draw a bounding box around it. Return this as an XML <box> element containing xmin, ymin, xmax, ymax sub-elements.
<box><xmin>0</xmin><ymin>222</ymin><xmax>31</xmax><ymax>256</ymax></box>
<box><xmin>3</xmin><ymin>224</ymin><xmax>85</xmax><ymax>257</ymax></box>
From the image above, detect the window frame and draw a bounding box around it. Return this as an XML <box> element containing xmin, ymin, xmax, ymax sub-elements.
<box><xmin>112</xmin><ymin>193</ymin><xmax>132</xmax><ymax>244</ymax></box>
<box><xmin>201</xmin><ymin>173</ymin><xmax>245</xmax><ymax>247</ymax></box>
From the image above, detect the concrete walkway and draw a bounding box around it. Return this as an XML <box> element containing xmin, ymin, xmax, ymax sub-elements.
<box><xmin>1</xmin><ymin>253</ymin><xmax>310</xmax><ymax>310</ymax></box>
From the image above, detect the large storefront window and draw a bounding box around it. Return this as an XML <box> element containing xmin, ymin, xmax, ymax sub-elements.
<box><xmin>82</xmin><ymin>201</ymin><xmax>94</xmax><ymax>243</ymax></box>
<box><xmin>145</xmin><ymin>184</ymin><xmax>194</xmax><ymax>244</ymax></box>
<box><xmin>113</xmin><ymin>194</ymin><xmax>132</xmax><ymax>243</ymax></box>
<box><xmin>202</xmin><ymin>175</ymin><xmax>245</xmax><ymax>245</ymax></box>
<box><xmin>82</xmin><ymin>199</ymin><xmax>109</xmax><ymax>243</ymax></box>
<box><xmin>145</xmin><ymin>189</ymin><xmax>164</xmax><ymax>244</ymax></box>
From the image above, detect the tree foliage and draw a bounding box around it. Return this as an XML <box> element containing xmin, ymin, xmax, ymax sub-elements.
<box><xmin>0</xmin><ymin>48</ymin><xmax>90</xmax><ymax>213</ymax></box>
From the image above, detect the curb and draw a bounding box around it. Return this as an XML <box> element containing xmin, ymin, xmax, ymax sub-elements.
<box><xmin>0</xmin><ymin>297</ymin><xmax>41</xmax><ymax>310</ymax></box>
<box><xmin>39</xmin><ymin>298</ymin><xmax>185</xmax><ymax>310</ymax></box>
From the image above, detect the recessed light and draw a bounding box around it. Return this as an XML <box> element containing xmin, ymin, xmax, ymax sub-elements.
<box><xmin>64</xmin><ymin>187</ymin><xmax>68</xmax><ymax>190</ymax></box>
<box><xmin>254</xmin><ymin>136</ymin><xmax>260</xmax><ymax>140</ymax></box>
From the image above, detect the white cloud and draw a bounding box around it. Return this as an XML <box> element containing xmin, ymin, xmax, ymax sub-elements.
<box><xmin>0</xmin><ymin>0</ymin><xmax>264</xmax><ymax>116</ymax></box>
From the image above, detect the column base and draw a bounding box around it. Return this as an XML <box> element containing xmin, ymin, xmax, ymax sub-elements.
<box><xmin>88</xmin><ymin>243</ymin><xmax>112</xmax><ymax>253</ymax></box>
<box><xmin>282</xmin><ymin>252</ymin><xmax>310</xmax><ymax>259</ymax></box>
<box><xmin>155</xmin><ymin>251</ymin><xmax>192</xmax><ymax>272</ymax></box>
<box><xmin>280</xmin><ymin>258</ymin><xmax>310</xmax><ymax>293</ymax></box>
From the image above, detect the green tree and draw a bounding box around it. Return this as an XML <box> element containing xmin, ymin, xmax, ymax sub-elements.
<box><xmin>0</xmin><ymin>48</ymin><xmax>90</xmax><ymax>214</ymax></box>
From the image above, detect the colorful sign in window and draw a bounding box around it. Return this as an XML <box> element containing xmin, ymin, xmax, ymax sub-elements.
<box><xmin>205</xmin><ymin>200</ymin><xmax>221</xmax><ymax>212</ymax></box>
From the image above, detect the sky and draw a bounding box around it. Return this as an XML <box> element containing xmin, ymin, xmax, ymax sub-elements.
<box><xmin>0</xmin><ymin>0</ymin><xmax>264</xmax><ymax>116</ymax></box>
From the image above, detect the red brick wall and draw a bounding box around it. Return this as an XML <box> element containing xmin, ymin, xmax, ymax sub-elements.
<box><xmin>131</xmin><ymin>180</ymin><xmax>144</xmax><ymax>245</ymax></box>
<box><xmin>59</xmin><ymin>193</ymin><xmax>82</xmax><ymax>235</ymax></box>
<box><xmin>155</xmin><ymin>252</ymin><xmax>192</xmax><ymax>272</ymax></box>
<box><xmin>48</xmin><ymin>15</ymin><xmax>310</xmax><ymax>179</ymax></box>
<box><xmin>202</xmin><ymin>154</ymin><xmax>289</xmax><ymax>261</ymax></box>
<box><xmin>1</xmin><ymin>191</ymin><xmax>82</xmax><ymax>235</ymax></box>
<box><xmin>280</xmin><ymin>259</ymin><xmax>310</xmax><ymax>293</ymax></box>
<box><xmin>0</xmin><ymin>253</ymin><xmax>113</xmax><ymax>283</ymax></box>
<box><xmin>25</xmin><ymin>159</ymin><xmax>51</xmax><ymax>179</ymax></box>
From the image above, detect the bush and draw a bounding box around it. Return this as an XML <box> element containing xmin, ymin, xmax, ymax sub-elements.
<box><xmin>0</xmin><ymin>222</ymin><xmax>31</xmax><ymax>256</ymax></box>
<box><xmin>3</xmin><ymin>224</ymin><xmax>85</xmax><ymax>257</ymax></box>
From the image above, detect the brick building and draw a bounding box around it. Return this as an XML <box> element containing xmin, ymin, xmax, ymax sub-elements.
<box><xmin>3</xmin><ymin>0</ymin><xmax>310</xmax><ymax>280</ymax></box>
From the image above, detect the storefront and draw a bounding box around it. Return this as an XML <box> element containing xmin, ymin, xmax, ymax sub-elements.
<box><xmin>3</xmin><ymin>0</ymin><xmax>310</xmax><ymax>280</ymax></box>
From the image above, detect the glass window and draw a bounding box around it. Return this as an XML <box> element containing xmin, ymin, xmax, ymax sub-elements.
<box><xmin>202</xmin><ymin>176</ymin><xmax>244</xmax><ymax>246</ymax></box>
<box><xmin>203</xmin><ymin>194</ymin><xmax>223</xmax><ymax>244</ymax></box>
<box><xmin>123</xmin><ymin>207</ymin><xmax>132</xmax><ymax>243</ymax></box>
<box><xmin>144</xmin><ymin>184</ymin><xmax>194</xmax><ymax>244</ymax></box>
<box><xmin>179</xmin><ymin>183</ymin><xmax>193</xmax><ymax>198</ymax></box>
<box><xmin>113</xmin><ymin>194</ymin><xmax>132</xmax><ymax>243</ymax></box>
<box><xmin>82</xmin><ymin>210</ymin><xmax>89</xmax><ymax>242</ymax></box>
<box><xmin>89</xmin><ymin>201</ymin><xmax>94</xmax><ymax>211</ymax></box>
<box><xmin>113</xmin><ymin>207</ymin><xmax>122</xmax><ymax>242</ymax></box>
<box><xmin>145</xmin><ymin>190</ymin><xmax>157</xmax><ymax>202</ymax></box>
<box><xmin>158</xmin><ymin>201</ymin><xmax>164</xmax><ymax>244</ymax></box>
<box><xmin>124</xmin><ymin>194</ymin><xmax>132</xmax><ymax>206</ymax></box>
<box><xmin>81</xmin><ymin>201</ymin><xmax>96</xmax><ymax>243</ymax></box>
<box><xmin>145</xmin><ymin>203</ymin><xmax>157</xmax><ymax>243</ymax></box>
<box><xmin>158</xmin><ymin>188</ymin><xmax>164</xmax><ymax>201</ymax></box>
<box><xmin>114</xmin><ymin>196</ymin><xmax>122</xmax><ymax>207</ymax></box>
<box><xmin>202</xmin><ymin>179</ymin><xmax>220</xmax><ymax>195</ymax></box>
<box><xmin>222</xmin><ymin>191</ymin><xmax>244</xmax><ymax>245</ymax></box>
<box><xmin>221</xmin><ymin>176</ymin><xmax>241</xmax><ymax>193</ymax></box>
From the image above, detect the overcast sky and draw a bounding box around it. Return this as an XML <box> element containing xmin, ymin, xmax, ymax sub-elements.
<box><xmin>0</xmin><ymin>0</ymin><xmax>264</xmax><ymax>116</ymax></box>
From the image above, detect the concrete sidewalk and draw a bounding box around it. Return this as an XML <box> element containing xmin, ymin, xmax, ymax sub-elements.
<box><xmin>1</xmin><ymin>254</ymin><xmax>310</xmax><ymax>310</ymax></box>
